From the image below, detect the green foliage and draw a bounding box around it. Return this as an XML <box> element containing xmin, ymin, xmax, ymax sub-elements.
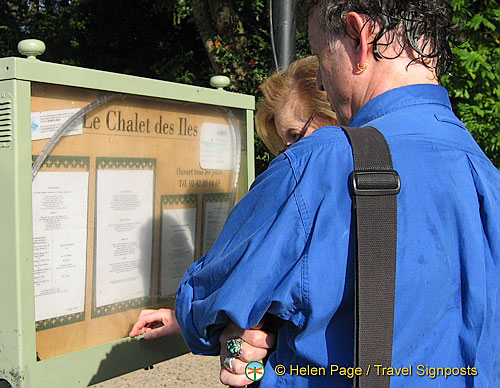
<box><xmin>0</xmin><ymin>1</ymin><xmax>28</xmax><ymax>56</ymax></box>
<box><xmin>0</xmin><ymin>0</ymin><xmax>212</xmax><ymax>84</ymax></box>
<box><xmin>1</xmin><ymin>0</ymin><xmax>498</xmax><ymax>171</ymax></box>
<box><xmin>207</xmin><ymin>0</ymin><xmax>276</xmax><ymax>173</ymax></box>
<box><xmin>211</xmin><ymin>35</ymin><xmax>272</xmax><ymax>173</ymax></box>
<box><xmin>441</xmin><ymin>0</ymin><xmax>500</xmax><ymax>167</ymax></box>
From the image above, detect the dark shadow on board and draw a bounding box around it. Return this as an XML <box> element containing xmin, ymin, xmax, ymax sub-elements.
<box><xmin>87</xmin><ymin>334</ymin><xmax>189</xmax><ymax>386</ymax></box>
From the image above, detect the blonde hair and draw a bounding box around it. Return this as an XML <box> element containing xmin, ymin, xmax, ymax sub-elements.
<box><xmin>256</xmin><ymin>56</ymin><xmax>337</xmax><ymax>155</ymax></box>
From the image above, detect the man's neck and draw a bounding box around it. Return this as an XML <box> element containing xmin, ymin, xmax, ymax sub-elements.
<box><xmin>343</xmin><ymin>59</ymin><xmax>439</xmax><ymax>125</ymax></box>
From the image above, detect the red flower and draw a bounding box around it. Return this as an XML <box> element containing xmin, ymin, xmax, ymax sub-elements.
<box><xmin>215</xmin><ymin>42</ymin><xmax>221</xmax><ymax>47</ymax></box>
<box><xmin>249</xmin><ymin>58</ymin><xmax>256</xmax><ymax>68</ymax></box>
<box><xmin>225</xmin><ymin>45</ymin><xmax>229</xmax><ymax>50</ymax></box>
<box><xmin>258</xmin><ymin>85</ymin><xmax>263</xmax><ymax>89</ymax></box>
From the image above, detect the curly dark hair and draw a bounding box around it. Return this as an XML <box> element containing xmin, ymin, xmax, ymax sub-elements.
<box><xmin>298</xmin><ymin>0</ymin><xmax>455</xmax><ymax>79</ymax></box>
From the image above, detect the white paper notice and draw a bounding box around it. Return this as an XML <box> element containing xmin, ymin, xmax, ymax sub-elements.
<box><xmin>202</xmin><ymin>200</ymin><xmax>231</xmax><ymax>255</ymax></box>
<box><xmin>160</xmin><ymin>208</ymin><xmax>197</xmax><ymax>297</ymax></box>
<box><xmin>32</xmin><ymin>171</ymin><xmax>89</xmax><ymax>322</ymax></box>
<box><xmin>95</xmin><ymin>169</ymin><xmax>154</xmax><ymax>307</ymax></box>
<box><xmin>199</xmin><ymin>122</ymin><xmax>234</xmax><ymax>170</ymax></box>
<box><xmin>31</xmin><ymin>108</ymin><xmax>83</xmax><ymax>140</ymax></box>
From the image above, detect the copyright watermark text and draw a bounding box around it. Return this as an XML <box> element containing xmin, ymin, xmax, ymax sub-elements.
<box><xmin>273</xmin><ymin>364</ymin><xmax>478</xmax><ymax>379</ymax></box>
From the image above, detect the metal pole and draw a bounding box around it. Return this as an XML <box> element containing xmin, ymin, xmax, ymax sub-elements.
<box><xmin>270</xmin><ymin>0</ymin><xmax>296</xmax><ymax>71</ymax></box>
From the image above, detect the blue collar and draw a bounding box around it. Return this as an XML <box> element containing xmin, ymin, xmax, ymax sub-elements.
<box><xmin>349</xmin><ymin>84</ymin><xmax>452</xmax><ymax>127</ymax></box>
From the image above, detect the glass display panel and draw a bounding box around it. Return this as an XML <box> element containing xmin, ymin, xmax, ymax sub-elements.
<box><xmin>30</xmin><ymin>82</ymin><xmax>247</xmax><ymax>359</ymax></box>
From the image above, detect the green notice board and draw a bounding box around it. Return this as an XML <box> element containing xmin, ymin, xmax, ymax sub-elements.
<box><xmin>0</xmin><ymin>54</ymin><xmax>254</xmax><ymax>388</ymax></box>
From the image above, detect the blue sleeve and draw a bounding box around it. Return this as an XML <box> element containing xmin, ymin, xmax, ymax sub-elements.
<box><xmin>175</xmin><ymin>156</ymin><xmax>309</xmax><ymax>355</ymax></box>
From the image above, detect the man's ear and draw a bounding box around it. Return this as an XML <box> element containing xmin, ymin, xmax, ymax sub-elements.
<box><xmin>344</xmin><ymin>12</ymin><xmax>371</xmax><ymax>72</ymax></box>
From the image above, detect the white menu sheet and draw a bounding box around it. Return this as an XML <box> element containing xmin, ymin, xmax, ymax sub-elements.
<box><xmin>95</xmin><ymin>169</ymin><xmax>154</xmax><ymax>307</ymax></box>
<box><xmin>31</xmin><ymin>108</ymin><xmax>83</xmax><ymax>140</ymax></box>
<box><xmin>32</xmin><ymin>171</ymin><xmax>89</xmax><ymax>321</ymax></box>
<box><xmin>160</xmin><ymin>208</ymin><xmax>197</xmax><ymax>297</ymax></box>
<box><xmin>202</xmin><ymin>200</ymin><xmax>231</xmax><ymax>255</ymax></box>
<box><xmin>199</xmin><ymin>122</ymin><xmax>233</xmax><ymax>170</ymax></box>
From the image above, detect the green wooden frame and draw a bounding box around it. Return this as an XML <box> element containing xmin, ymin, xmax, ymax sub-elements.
<box><xmin>0</xmin><ymin>56</ymin><xmax>255</xmax><ymax>388</ymax></box>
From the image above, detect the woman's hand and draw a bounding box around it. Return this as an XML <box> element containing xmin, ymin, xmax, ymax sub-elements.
<box><xmin>129</xmin><ymin>308</ymin><xmax>181</xmax><ymax>339</ymax></box>
<box><xmin>219</xmin><ymin>320</ymin><xmax>276</xmax><ymax>387</ymax></box>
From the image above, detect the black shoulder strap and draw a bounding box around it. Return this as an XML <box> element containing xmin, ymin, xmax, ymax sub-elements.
<box><xmin>340</xmin><ymin>126</ymin><xmax>400</xmax><ymax>388</ymax></box>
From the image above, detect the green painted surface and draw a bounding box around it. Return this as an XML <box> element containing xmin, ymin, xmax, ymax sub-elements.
<box><xmin>0</xmin><ymin>78</ymin><xmax>37</xmax><ymax>388</ymax></box>
<box><xmin>0</xmin><ymin>57</ymin><xmax>254</xmax><ymax>110</ymax></box>
<box><xmin>246</xmin><ymin>109</ymin><xmax>256</xmax><ymax>187</ymax></box>
<box><xmin>30</xmin><ymin>335</ymin><xmax>189</xmax><ymax>388</ymax></box>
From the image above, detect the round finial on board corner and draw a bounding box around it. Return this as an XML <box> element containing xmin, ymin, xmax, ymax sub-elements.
<box><xmin>210</xmin><ymin>76</ymin><xmax>230</xmax><ymax>90</ymax></box>
<box><xmin>17</xmin><ymin>39</ymin><xmax>46</xmax><ymax>60</ymax></box>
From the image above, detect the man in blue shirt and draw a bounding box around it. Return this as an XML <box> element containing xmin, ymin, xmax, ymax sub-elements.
<box><xmin>174</xmin><ymin>1</ymin><xmax>500</xmax><ymax>387</ymax></box>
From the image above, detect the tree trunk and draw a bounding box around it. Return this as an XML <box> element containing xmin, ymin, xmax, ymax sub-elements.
<box><xmin>190</xmin><ymin>0</ymin><xmax>247</xmax><ymax>85</ymax></box>
<box><xmin>207</xmin><ymin>0</ymin><xmax>246</xmax><ymax>48</ymax></box>
<box><xmin>191</xmin><ymin>0</ymin><xmax>221</xmax><ymax>73</ymax></box>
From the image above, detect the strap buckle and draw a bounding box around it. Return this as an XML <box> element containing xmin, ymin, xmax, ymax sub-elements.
<box><xmin>351</xmin><ymin>170</ymin><xmax>401</xmax><ymax>196</ymax></box>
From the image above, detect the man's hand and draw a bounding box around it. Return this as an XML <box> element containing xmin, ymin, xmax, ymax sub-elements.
<box><xmin>219</xmin><ymin>320</ymin><xmax>276</xmax><ymax>387</ymax></box>
<box><xmin>129</xmin><ymin>308</ymin><xmax>181</xmax><ymax>339</ymax></box>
